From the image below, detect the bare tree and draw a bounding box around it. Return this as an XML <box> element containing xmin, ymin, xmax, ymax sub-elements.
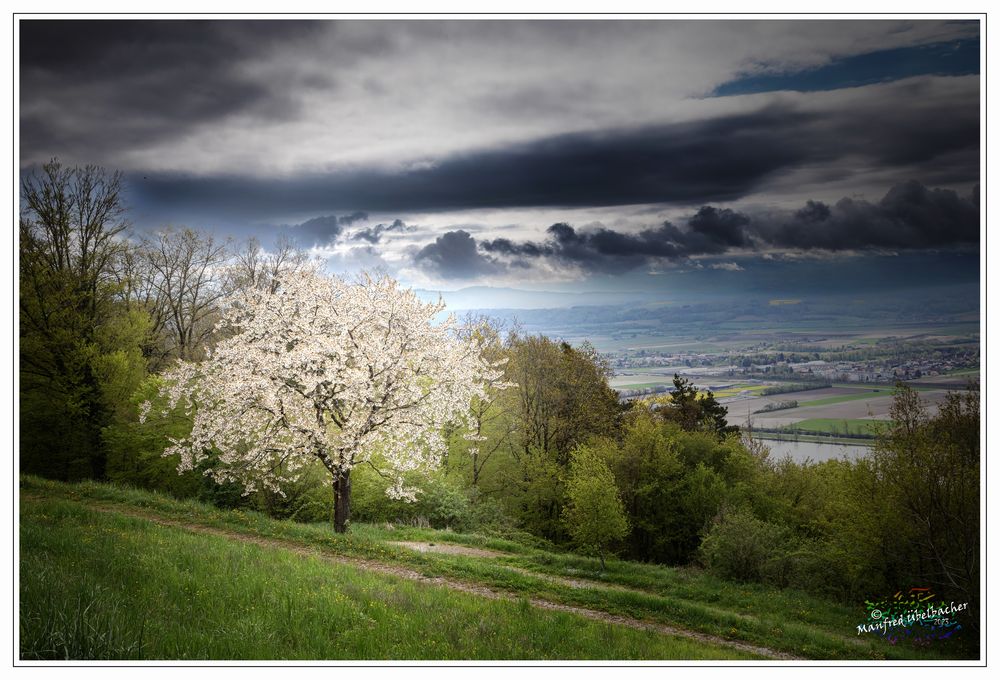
<box><xmin>118</xmin><ymin>232</ymin><xmax>308</xmax><ymax>367</ymax></box>
<box><xmin>139</xmin><ymin>227</ymin><xmax>229</xmax><ymax>361</ymax></box>
<box><xmin>227</xmin><ymin>235</ymin><xmax>310</xmax><ymax>295</ymax></box>
<box><xmin>21</xmin><ymin>160</ymin><xmax>129</xmax><ymax>322</ymax></box>
<box><xmin>20</xmin><ymin>160</ymin><xmax>131</xmax><ymax>385</ymax></box>
<box><xmin>112</xmin><ymin>242</ymin><xmax>172</xmax><ymax>366</ymax></box>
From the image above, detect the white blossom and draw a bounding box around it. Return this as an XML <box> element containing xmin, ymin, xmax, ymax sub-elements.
<box><xmin>144</xmin><ymin>264</ymin><xmax>506</xmax><ymax>499</ymax></box>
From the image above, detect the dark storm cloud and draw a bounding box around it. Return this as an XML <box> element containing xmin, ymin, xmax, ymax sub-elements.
<box><xmin>470</xmin><ymin>182</ymin><xmax>979</xmax><ymax>274</ymax></box>
<box><xmin>19</xmin><ymin>20</ymin><xmax>330</xmax><ymax>159</ymax></box>
<box><xmin>284</xmin><ymin>212</ymin><xmax>369</xmax><ymax>246</ymax></box>
<box><xmin>759</xmin><ymin>180</ymin><xmax>980</xmax><ymax>250</ymax></box>
<box><xmin>413</xmin><ymin>230</ymin><xmax>504</xmax><ymax>280</ymax></box>
<box><xmin>289</xmin><ymin>215</ymin><xmax>343</xmax><ymax>246</ymax></box>
<box><xmin>338</xmin><ymin>211</ymin><xmax>369</xmax><ymax>226</ymax></box>
<box><xmin>126</xmin><ymin>109</ymin><xmax>811</xmax><ymax>216</ymax></box>
<box><xmin>20</xmin><ymin>20</ymin><xmax>313</xmax><ymax>73</ymax></box>
<box><xmin>484</xmin><ymin>219</ymin><xmax>734</xmax><ymax>274</ymax></box>
<box><xmin>351</xmin><ymin>219</ymin><xmax>410</xmax><ymax>244</ymax></box>
<box><xmin>795</xmin><ymin>200</ymin><xmax>832</xmax><ymax>223</ymax></box>
<box><xmin>688</xmin><ymin>206</ymin><xmax>750</xmax><ymax>248</ymax></box>
<box><xmin>480</xmin><ymin>238</ymin><xmax>555</xmax><ymax>258</ymax></box>
<box><xmin>125</xmin><ymin>94</ymin><xmax>979</xmax><ymax>219</ymax></box>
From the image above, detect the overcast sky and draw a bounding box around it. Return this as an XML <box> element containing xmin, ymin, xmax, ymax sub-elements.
<box><xmin>19</xmin><ymin>19</ymin><xmax>981</xmax><ymax>298</ymax></box>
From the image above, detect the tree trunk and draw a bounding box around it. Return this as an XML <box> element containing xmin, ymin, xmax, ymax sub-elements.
<box><xmin>81</xmin><ymin>362</ymin><xmax>108</xmax><ymax>480</ymax></box>
<box><xmin>598</xmin><ymin>546</ymin><xmax>606</xmax><ymax>571</ymax></box>
<box><xmin>332</xmin><ymin>469</ymin><xmax>352</xmax><ymax>533</ymax></box>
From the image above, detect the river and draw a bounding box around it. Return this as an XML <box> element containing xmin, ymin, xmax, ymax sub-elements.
<box><xmin>754</xmin><ymin>438</ymin><xmax>871</xmax><ymax>464</ymax></box>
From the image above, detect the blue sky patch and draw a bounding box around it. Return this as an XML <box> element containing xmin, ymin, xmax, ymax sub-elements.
<box><xmin>713</xmin><ymin>39</ymin><xmax>979</xmax><ymax>96</ymax></box>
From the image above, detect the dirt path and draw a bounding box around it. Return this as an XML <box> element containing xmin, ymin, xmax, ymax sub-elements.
<box><xmin>388</xmin><ymin>540</ymin><xmax>506</xmax><ymax>558</ymax></box>
<box><xmin>23</xmin><ymin>494</ymin><xmax>802</xmax><ymax>661</ymax></box>
<box><xmin>391</xmin><ymin>542</ymin><xmax>768</xmax><ymax>627</ymax></box>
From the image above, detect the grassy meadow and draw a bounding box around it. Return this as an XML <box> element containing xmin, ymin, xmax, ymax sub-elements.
<box><xmin>21</xmin><ymin>495</ymin><xmax>747</xmax><ymax>660</ymax></box>
<box><xmin>19</xmin><ymin>476</ymin><xmax>974</xmax><ymax>661</ymax></box>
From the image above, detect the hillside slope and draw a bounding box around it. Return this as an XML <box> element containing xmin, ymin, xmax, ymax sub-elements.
<box><xmin>18</xmin><ymin>477</ymin><xmax>968</xmax><ymax>661</ymax></box>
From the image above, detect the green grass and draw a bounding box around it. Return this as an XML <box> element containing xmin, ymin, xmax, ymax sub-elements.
<box><xmin>617</xmin><ymin>382</ymin><xmax>671</xmax><ymax>390</ymax></box>
<box><xmin>798</xmin><ymin>389</ymin><xmax>897</xmax><ymax>407</ymax></box>
<box><xmin>710</xmin><ymin>385</ymin><xmax>768</xmax><ymax>399</ymax></box>
<box><xmin>617</xmin><ymin>383</ymin><xmax>766</xmax><ymax>398</ymax></box>
<box><xmin>19</xmin><ymin>476</ymin><xmax>971</xmax><ymax>660</ymax></box>
<box><xmin>829</xmin><ymin>383</ymin><xmax>938</xmax><ymax>392</ymax></box>
<box><xmin>20</xmin><ymin>495</ymin><xmax>751</xmax><ymax>660</ymax></box>
<box><xmin>789</xmin><ymin>419</ymin><xmax>886</xmax><ymax>436</ymax></box>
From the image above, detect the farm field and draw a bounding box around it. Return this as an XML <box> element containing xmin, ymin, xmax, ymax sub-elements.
<box><xmin>612</xmin><ymin>375</ymin><xmax>768</xmax><ymax>398</ymax></box>
<box><xmin>709</xmin><ymin>384</ymin><xmax>769</xmax><ymax>399</ymax></box>
<box><xmin>797</xmin><ymin>388</ymin><xmax>899</xmax><ymax>407</ymax></box>
<box><xmin>723</xmin><ymin>388</ymin><xmax>858</xmax><ymax>426</ymax></box>
<box><xmin>18</xmin><ymin>476</ymin><xmax>966</xmax><ymax>661</ymax></box>
<box><xmin>907</xmin><ymin>370</ymin><xmax>980</xmax><ymax>386</ymax></box>
<box><xmin>609</xmin><ymin>370</ymin><xmax>691</xmax><ymax>389</ymax></box>
<box><xmin>724</xmin><ymin>387</ymin><xmax>953</xmax><ymax>429</ymax></box>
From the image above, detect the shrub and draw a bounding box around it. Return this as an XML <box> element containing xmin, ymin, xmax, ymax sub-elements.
<box><xmin>698</xmin><ymin>506</ymin><xmax>795</xmax><ymax>583</ymax></box>
<box><xmin>413</xmin><ymin>476</ymin><xmax>473</xmax><ymax>529</ymax></box>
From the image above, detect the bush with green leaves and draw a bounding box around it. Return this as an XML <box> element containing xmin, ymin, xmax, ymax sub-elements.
<box><xmin>350</xmin><ymin>464</ymin><xmax>514</xmax><ymax>532</ymax></box>
<box><xmin>698</xmin><ymin>506</ymin><xmax>796</xmax><ymax>583</ymax></box>
<box><xmin>103</xmin><ymin>375</ymin><xmax>202</xmax><ymax>499</ymax></box>
<box><xmin>106</xmin><ymin>375</ymin><xmax>326</xmax><ymax>515</ymax></box>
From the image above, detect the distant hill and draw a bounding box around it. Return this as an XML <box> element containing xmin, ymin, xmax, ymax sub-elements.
<box><xmin>413</xmin><ymin>285</ymin><xmax>653</xmax><ymax>310</ymax></box>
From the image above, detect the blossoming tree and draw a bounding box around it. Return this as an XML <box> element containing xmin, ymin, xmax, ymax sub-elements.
<box><xmin>143</xmin><ymin>265</ymin><xmax>503</xmax><ymax>532</ymax></box>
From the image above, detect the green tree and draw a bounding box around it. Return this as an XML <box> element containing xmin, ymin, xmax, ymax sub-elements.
<box><xmin>506</xmin><ymin>336</ymin><xmax>621</xmax><ymax>463</ymax></box>
<box><xmin>450</xmin><ymin>315</ymin><xmax>517</xmax><ymax>490</ymax></box>
<box><xmin>870</xmin><ymin>384</ymin><xmax>980</xmax><ymax>614</ymax></box>
<box><xmin>604</xmin><ymin>414</ymin><xmax>741</xmax><ymax>564</ymax></box>
<box><xmin>661</xmin><ymin>374</ymin><xmax>702</xmax><ymax>430</ymax></box>
<box><xmin>486</xmin><ymin>335</ymin><xmax>622</xmax><ymax>540</ymax></box>
<box><xmin>562</xmin><ymin>444</ymin><xmax>629</xmax><ymax>570</ymax></box>
<box><xmin>20</xmin><ymin>159</ymin><xmax>148</xmax><ymax>479</ymax></box>
<box><xmin>656</xmin><ymin>374</ymin><xmax>736</xmax><ymax>437</ymax></box>
<box><xmin>103</xmin><ymin>375</ymin><xmax>201</xmax><ymax>497</ymax></box>
<box><xmin>604</xmin><ymin>414</ymin><xmax>684</xmax><ymax>562</ymax></box>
